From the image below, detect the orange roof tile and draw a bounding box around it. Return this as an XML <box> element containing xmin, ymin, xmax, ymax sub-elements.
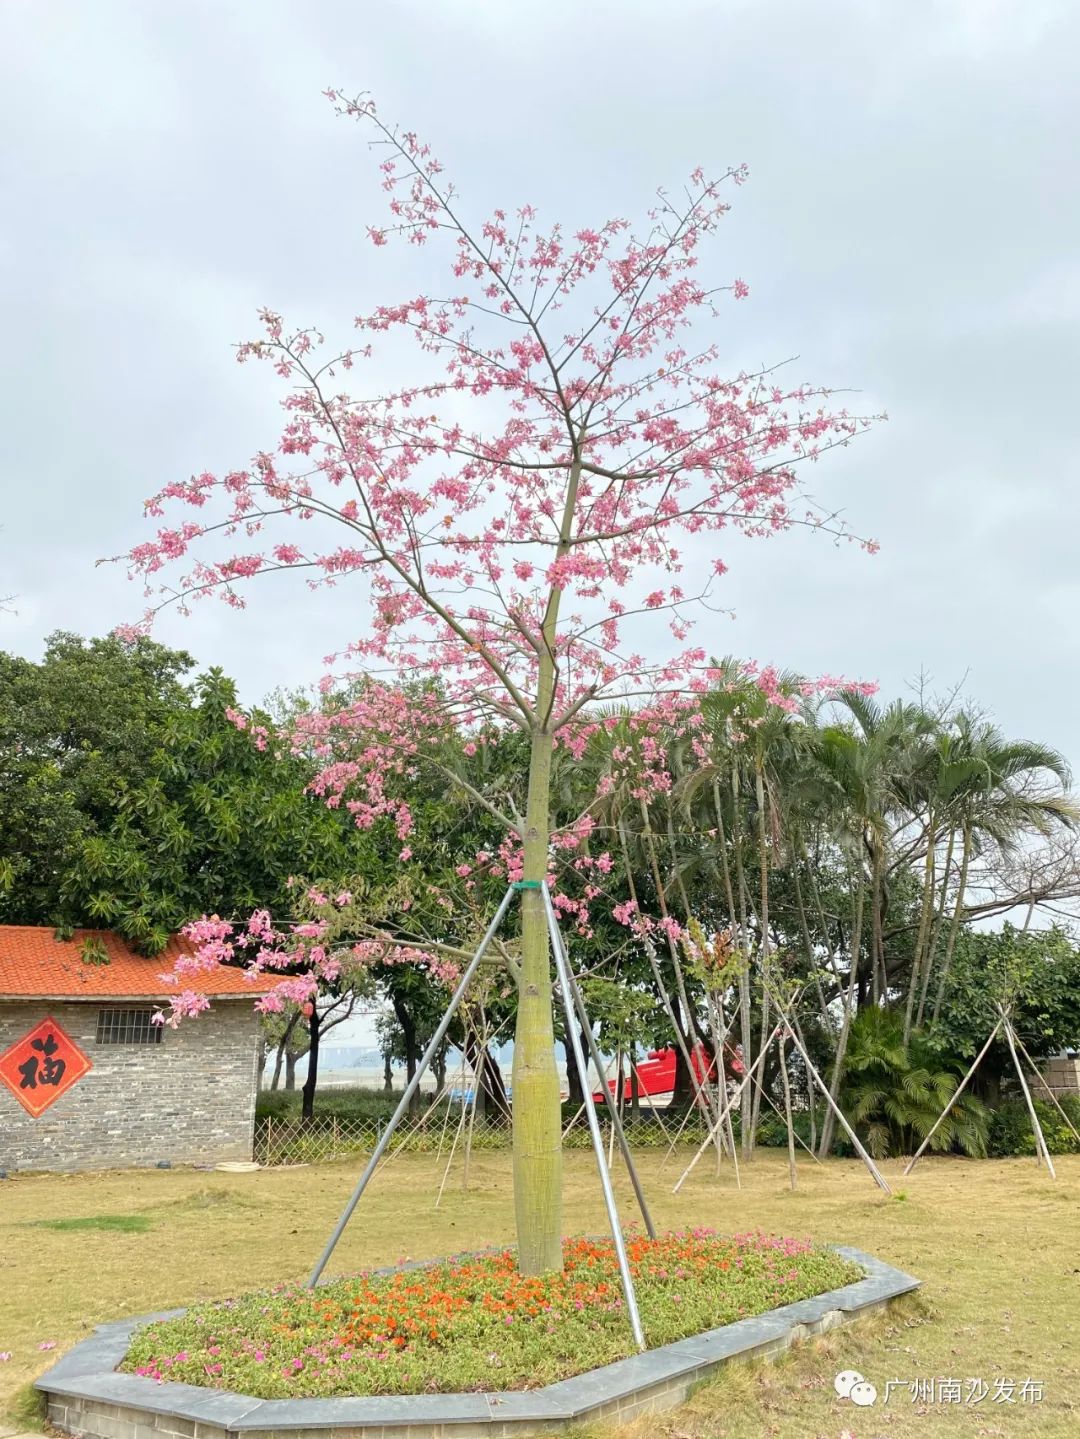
<box><xmin>0</xmin><ymin>926</ymin><xmax>273</xmax><ymax>1001</ymax></box>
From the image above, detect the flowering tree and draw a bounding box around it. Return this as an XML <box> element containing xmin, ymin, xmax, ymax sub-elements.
<box><xmin>121</xmin><ymin>92</ymin><xmax>878</xmax><ymax>1274</ymax></box>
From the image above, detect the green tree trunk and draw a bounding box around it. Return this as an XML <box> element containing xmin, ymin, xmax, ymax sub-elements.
<box><xmin>511</xmin><ymin>725</ymin><xmax>563</xmax><ymax>1274</ymax></box>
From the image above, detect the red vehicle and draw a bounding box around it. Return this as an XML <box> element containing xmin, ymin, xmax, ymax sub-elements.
<box><xmin>591</xmin><ymin>1041</ymin><xmax>741</xmax><ymax>1104</ymax></box>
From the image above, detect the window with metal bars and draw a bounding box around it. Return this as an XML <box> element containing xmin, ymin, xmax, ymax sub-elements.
<box><xmin>95</xmin><ymin>1008</ymin><xmax>163</xmax><ymax>1045</ymax></box>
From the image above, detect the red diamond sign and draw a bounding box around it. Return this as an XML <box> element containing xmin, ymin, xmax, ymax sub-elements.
<box><xmin>0</xmin><ymin>1016</ymin><xmax>92</xmax><ymax>1117</ymax></box>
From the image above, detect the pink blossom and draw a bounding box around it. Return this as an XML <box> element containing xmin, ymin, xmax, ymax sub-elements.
<box><xmin>113</xmin><ymin>91</ymin><xmax>879</xmax><ymax>1029</ymax></box>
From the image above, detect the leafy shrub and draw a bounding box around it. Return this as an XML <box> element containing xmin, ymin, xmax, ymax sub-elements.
<box><xmin>986</xmin><ymin>1093</ymin><xmax>1080</xmax><ymax>1157</ymax></box>
<box><xmin>840</xmin><ymin>1008</ymin><xmax>988</xmax><ymax>1159</ymax></box>
<box><xmin>256</xmin><ymin>1087</ymin><xmax>405</xmax><ymax>1122</ymax></box>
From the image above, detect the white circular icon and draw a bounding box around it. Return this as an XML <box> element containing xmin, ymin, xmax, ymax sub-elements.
<box><xmin>834</xmin><ymin>1370</ymin><xmax>865</xmax><ymax>1398</ymax></box>
<box><xmin>850</xmin><ymin>1380</ymin><xmax>878</xmax><ymax>1407</ymax></box>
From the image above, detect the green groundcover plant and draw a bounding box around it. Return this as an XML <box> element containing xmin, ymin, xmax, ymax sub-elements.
<box><xmin>122</xmin><ymin>1232</ymin><xmax>860</xmax><ymax>1397</ymax></box>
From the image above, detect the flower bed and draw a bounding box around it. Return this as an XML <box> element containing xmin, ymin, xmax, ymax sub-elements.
<box><xmin>122</xmin><ymin>1231</ymin><xmax>860</xmax><ymax>1398</ymax></box>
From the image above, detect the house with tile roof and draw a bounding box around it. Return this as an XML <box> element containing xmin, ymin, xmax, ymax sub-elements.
<box><xmin>0</xmin><ymin>927</ymin><xmax>270</xmax><ymax>1173</ymax></box>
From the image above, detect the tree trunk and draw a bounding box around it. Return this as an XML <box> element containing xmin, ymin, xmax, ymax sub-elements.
<box><xmin>818</xmin><ymin>870</ymin><xmax>864</xmax><ymax>1157</ymax></box>
<box><xmin>512</xmin><ymin>724</ymin><xmax>563</xmax><ymax>1274</ymax></box>
<box><xmin>748</xmin><ymin>763</ymin><xmax>771</xmax><ymax>1143</ymax></box>
<box><xmin>392</xmin><ymin>995</ymin><xmax>420</xmax><ymax>1113</ymax></box>
<box><xmin>931</xmin><ymin>819</ymin><xmax>972</xmax><ymax>1023</ymax></box>
<box><xmin>564</xmin><ymin>1023</ymin><xmax>587</xmax><ymax>1108</ymax></box>
<box><xmin>271</xmin><ymin>1038</ymin><xmax>286</xmax><ymax>1090</ymax></box>
<box><xmin>730</xmin><ymin>764</ymin><xmax>755</xmax><ymax>1157</ymax></box>
<box><xmin>870</xmin><ymin>838</ymin><xmax>884</xmax><ymax>1005</ymax></box>
<box><xmin>383</xmin><ymin>1050</ymin><xmax>393</xmax><ymax>1092</ymax></box>
<box><xmin>465</xmin><ymin>1031</ymin><xmax>511</xmax><ymax>1123</ymax></box>
<box><xmin>285</xmin><ymin>1050</ymin><xmax>297</xmax><ymax>1090</ymax></box>
<box><xmin>301</xmin><ymin>1008</ymin><xmax>320</xmax><ymax>1123</ymax></box>
<box><xmin>779</xmin><ymin>1033</ymin><xmax>797</xmax><ymax>1191</ymax></box>
<box><xmin>271</xmin><ymin>1011</ymin><xmax>300</xmax><ymax>1091</ymax></box>
<box><xmin>905</xmin><ymin>810</ymin><xmax>937</xmax><ymax>1044</ymax></box>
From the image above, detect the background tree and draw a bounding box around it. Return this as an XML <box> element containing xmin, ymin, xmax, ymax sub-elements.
<box><xmin>0</xmin><ymin>632</ymin><xmax>194</xmax><ymax>932</ymax></box>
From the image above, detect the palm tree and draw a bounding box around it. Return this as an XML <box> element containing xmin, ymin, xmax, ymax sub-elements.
<box><xmin>926</xmin><ymin>716</ymin><xmax>1077</xmax><ymax>1023</ymax></box>
<box><xmin>841</xmin><ymin>1006</ymin><xmax>988</xmax><ymax>1159</ymax></box>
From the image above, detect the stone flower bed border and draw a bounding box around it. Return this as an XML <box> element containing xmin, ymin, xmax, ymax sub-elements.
<box><xmin>37</xmin><ymin>1247</ymin><xmax>918</xmax><ymax>1439</ymax></box>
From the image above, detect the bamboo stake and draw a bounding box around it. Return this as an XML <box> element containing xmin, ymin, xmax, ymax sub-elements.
<box><xmin>904</xmin><ymin>1018</ymin><xmax>1003</xmax><ymax>1175</ymax></box>
<box><xmin>1003</xmin><ymin>1014</ymin><xmax>1056</xmax><ymax>1179</ymax></box>
<box><xmin>781</xmin><ymin>1019</ymin><xmax>892</xmax><ymax>1195</ymax></box>
<box><xmin>435</xmin><ymin>1092</ymin><xmax>470</xmax><ymax>1208</ymax></box>
<box><xmin>755</xmin><ymin>978</ymin><xmax>890</xmax><ymax>1195</ymax></box>
<box><xmin>1012</xmin><ymin>1033</ymin><xmax>1080</xmax><ymax>1145</ymax></box>
<box><xmin>658</xmin><ymin>1096</ymin><xmax>703</xmax><ymax>1172</ymax></box>
<box><xmin>561</xmin><ymin>1100</ymin><xmax>587</xmax><ymax>1140</ymax></box>
<box><xmin>778</xmin><ymin>1032</ymin><xmax>797</xmax><ymax>1191</ymax></box>
<box><xmin>673</xmin><ymin>1029</ymin><xmax>780</xmax><ymax>1193</ymax></box>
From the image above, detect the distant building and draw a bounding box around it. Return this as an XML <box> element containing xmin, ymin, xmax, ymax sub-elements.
<box><xmin>0</xmin><ymin>927</ymin><xmax>268</xmax><ymax>1173</ymax></box>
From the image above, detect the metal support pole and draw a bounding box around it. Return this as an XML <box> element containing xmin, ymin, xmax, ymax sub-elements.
<box><xmin>542</xmin><ymin>886</ymin><xmax>647</xmax><ymax>1352</ymax></box>
<box><xmin>306</xmin><ymin>886</ymin><xmax>516</xmax><ymax>1287</ymax></box>
<box><xmin>542</xmin><ymin>887</ymin><xmax>657</xmax><ymax>1239</ymax></box>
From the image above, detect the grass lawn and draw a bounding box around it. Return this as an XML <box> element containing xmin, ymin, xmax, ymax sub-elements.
<box><xmin>1</xmin><ymin>1149</ymin><xmax>1078</xmax><ymax>1437</ymax></box>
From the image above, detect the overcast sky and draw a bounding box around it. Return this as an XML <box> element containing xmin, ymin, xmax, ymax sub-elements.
<box><xmin>3</xmin><ymin>0</ymin><xmax>1078</xmax><ymax>768</ymax></box>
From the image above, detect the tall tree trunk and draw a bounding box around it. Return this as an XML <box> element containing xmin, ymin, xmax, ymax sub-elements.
<box><xmin>749</xmin><ymin>763</ymin><xmax>771</xmax><ymax>1141</ymax></box>
<box><xmin>271</xmin><ymin>1011</ymin><xmax>299</xmax><ymax>1091</ymax></box>
<box><xmin>564</xmin><ymin>1025</ymin><xmax>585</xmax><ymax>1108</ymax></box>
<box><xmin>285</xmin><ymin>1050</ymin><xmax>298</xmax><ymax>1090</ymax></box>
<box><xmin>905</xmin><ymin>809</ymin><xmax>938</xmax><ymax>1042</ymax></box>
<box><xmin>792</xmin><ymin>854</ymin><xmax>828</xmax><ymax>1021</ymax></box>
<box><xmin>818</xmin><ymin>870</ymin><xmax>864</xmax><ymax>1157</ymax></box>
<box><xmin>712</xmin><ymin>775</ymin><xmax>756</xmax><ymax>1148</ymax></box>
<box><xmin>392</xmin><ymin>996</ymin><xmax>420</xmax><ymax>1113</ymax></box>
<box><xmin>920</xmin><ymin>824</ymin><xmax>956</xmax><ymax>1021</ymax></box>
<box><xmin>778</xmin><ymin>1033</ymin><xmax>797</xmax><ymax>1191</ymax></box>
<box><xmin>931</xmin><ymin>819</ymin><xmax>972</xmax><ymax>1023</ymax></box>
<box><xmin>512</xmin><ymin>722</ymin><xmax>563</xmax><ymax>1275</ymax></box>
<box><xmin>729</xmin><ymin>764</ymin><xmax>755</xmax><ymax>1156</ymax></box>
<box><xmin>383</xmin><ymin>1050</ymin><xmax>393</xmax><ymax>1092</ymax></box>
<box><xmin>870</xmin><ymin>836</ymin><xmax>884</xmax><ymax>1005</ymax></box>
<box><xmin>301</xmin><ymin>1008</ymin><xmax>320</xmax><ymax>1123</ymax></box>
<box><xmin>466</xmin><ymin>1031</ymin><xmax>512</xmax><ymax>1123</ymax></box>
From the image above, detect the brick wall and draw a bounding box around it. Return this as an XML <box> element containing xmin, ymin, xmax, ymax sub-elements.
<box><xmin>0</xmin><ymin>1000</ymin><xmax>260</xmax><ymax>1172</ymax></box>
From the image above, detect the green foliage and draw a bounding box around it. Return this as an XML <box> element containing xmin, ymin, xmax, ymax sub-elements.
<box><xmin>0</xmin><ymin>636</ymin><xmax>386</xmax><ymax>953</ymax></box>
<box><xmin>0</xmin><ymin>631</ymin><xmax>193</xmax><ymax>930</ymax></box>
<box><xmin>256</xmin><ymin>1086</ymin><xmax>403</xmax><ymax>1123</ymax></box>
<box><xmin>24</xmin><ymin>1213</ymin><xmax>153</xmax><ymax>1233</ymax></box>
<box><xmin>78</xmin><ymin>935</ymin><xmax>110</xmax><ymax>966</ymax></box>
<box><xmin>932</xmin><ymin>926</ymin><xmax>1080</xmax><ymax>1079</ymax></box>
<box><xmin>986</xmin><ymin>1094</ymin><xmax>1080</xmax><ymax>1157</ymax></box>
<box><xmin>840</xmin><ymin>1007</ymin><xmax>988</xmax><ymax>1159</ymax></box>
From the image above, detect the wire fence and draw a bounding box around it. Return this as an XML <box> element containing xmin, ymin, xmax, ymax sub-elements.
<box><xmin>254</xmin><ymin>1106</ymin><xmax>713</xmax><ymax>1167</ymax></box>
